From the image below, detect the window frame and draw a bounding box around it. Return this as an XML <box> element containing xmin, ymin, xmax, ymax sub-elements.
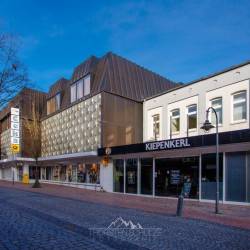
<box><xmin>152</xmin><ymin>113</ymin><xmax>160</xmax><ymax>140</ymax></box>
<box><xmin>210</xmin><ymin>97</ymin><xmax>223</xmax><ymax>126</ymax></box>
<box><xmin>47</xmin><ymin>92</ymin><xmax>61</xmax><ymax>115</ymax></box>
<box><xmin>70</xmin><ymin>74</ymin><xmax>91</xmax><ymax>103</ymax></box>
<box><xmin>186</xmin><ymin>104</ymin><xmax>197</xmax><ymax>131</ymax></box>
<box><xmin>171</xmin><ymin>108</ymin><xmax>180</xmax><ymax>134</ymax></box>
<box><xmin>231</xmin><ymin>90</ymin><xmax>247</xmax><ymax>123</ymax></box>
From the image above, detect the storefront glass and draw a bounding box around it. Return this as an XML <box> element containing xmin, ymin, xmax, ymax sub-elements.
<box><xmin>126</xmin><ymin>158</ymin><xmax>138</xmax><ymax>194</ymax></box>
<box><xmin>155</xmin><ymin>157</ymin><xmax>199</xmax><ymax>199</ymax></box>
<box><xmin>77</xmin><ymin>163</ymin><xmax>100</xmax><ymax>184</ymax></box>
<box><xmin>113</xmin><ymin>159</ymin><xmax>124</xmax><ymax>193</ymax></box>
<box><xmin>17</xmin><ymin>167</ymin><xmax>23</xmax><ymax>181</ymax></box>
<box><xmin>140</xmin><ymin>158</ymin><xmax>153</xmax><ymax>195</ymax></box>
<box><xmin>59</xmin><ymin>166</ymin><xmax>67</xmax><ymax>181</ymax></box>
<box><xmin>226</xmin><ymin>152</ymin><xmax>247</xmax><ymax>202</ymax></box>
<box><xmin>53</xmin><ymin>166</ymin><xmax>60</xmax><ymax>181</ymax></box>
<box><xmin>29</xmin><ymin>166</ymin><xmax>41</xmax><ymax>180</ymax></box>
<box><xmin>45</xmin><ymin>167</ymin><xmax>52</xmax><ymax>180</ymax></box>
<box><xmin>201</xmin><ymin>153</ymin><xmax>223</xmax><ymax>200</ymax></box>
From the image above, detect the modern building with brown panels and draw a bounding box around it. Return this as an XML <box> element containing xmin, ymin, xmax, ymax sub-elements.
<box><xmin>0</xmin><ymin>88</ymin><xmax>47</xmax><ymax>180</ymax></box>
<box><xmin>0</xmin><ymin>52</ymin><xmax>178</xmax><ymax>188</ymax></box>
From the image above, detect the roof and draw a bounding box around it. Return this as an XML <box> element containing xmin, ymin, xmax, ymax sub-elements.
<box><xmin>91</xmin><ymin>52</ymin><xmax>178</xmax><ymax>101</ymax></box>
<box><xmin>45</xmin><ymin>52</ymin><xmax>179</xmax><ymax>115</ymax></box>
<box><xmin>145</xmin><ymin>60</ymin><xmax>250</xmax><ymax>101</ymax></box>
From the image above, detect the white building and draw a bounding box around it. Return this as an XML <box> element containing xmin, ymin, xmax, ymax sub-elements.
<box><xmin>99</xmin><ymin>61</ymin><xmax>250</xmax><ymax>204</ymax></box>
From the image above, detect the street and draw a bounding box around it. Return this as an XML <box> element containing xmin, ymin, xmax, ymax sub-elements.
<box><xmin>0</xmin><ymin>186</ymin><xmax>249</xmax><ymax>250</ymax></box>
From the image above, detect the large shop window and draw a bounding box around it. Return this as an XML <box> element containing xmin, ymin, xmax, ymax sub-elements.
<box><xmin>29</xmin><ymin>166</ymin><xmax>41</xmax><ymax>180</ymax></box>
<box><xmin>77</xmin><ymin>164</ymin><xmax>100</xmax><ymax>184</ymax></box>
<box><xmin>152</xmin><ymin>114</ymin><xmax>160</xmax><ymax>140</ymax></box>
<box><xmin>140</xmin><ymin>158</ymin><xmax>153</xmax><ymax>195</ymax></box>
<box><xmin>226</xmin><ymin>152</ymin><xmax>249</xmax><ymax>202</ymax></box>
<box><xmin>232</xmin><ymin>91</ymin><xmax>247</xmax><ymax>122</ymax></box>
<box><xmin>171</xmin><ymin>109</ymin><xmax>180</xmax><ymax>133</ymax></box>
<box><xmin>155</xmin><ymin>157</ymin><xmax>199</xmax><ymax>199</ymax></box>
<box><xmin>201</xmin><ymin>153</ymin><xmax>223</xmax><ymax>200</ymax></box>
<box><xmin>187</xmin><ymin>104</ymin><xmax>197</xmax><ymax>130</ymax></box>
<box><xmin>113</xmin><ymin>159</ymin><xmax>124</xmax><ymax>193</ymax></box>
<box><xmin>211</xmin><ymin>97</ymin><xmax>223</xmax><ymax>125</ymax></box>
<box><xmin>126</xmin><ymin>159</ymin><xmax>138</xmax><ymax>194</ymax></box>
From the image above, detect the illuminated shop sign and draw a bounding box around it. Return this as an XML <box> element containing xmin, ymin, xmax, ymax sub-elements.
<box><xmin>98</xmin><ymin>129</ymin><xmax>250</xmax><ymax>156</ymax></box>
<box><xmin>10</xmin><ymin>107</ymin><xmax>20</xmax><ymax>153</ymax></box>
<box><xmin>145</xmin><ymin>138</ymin><xmax>190</xmax><ymax>151</ymax></box>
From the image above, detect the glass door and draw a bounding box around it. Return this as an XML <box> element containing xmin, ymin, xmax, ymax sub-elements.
<box><xmin>140</xmin><ymin>158</ymin><xmax>153</xmax><ymax>195</ymax></box>
<box><xmin>126</xmin><ymin>158</ymin><xmax>138</xmax><ymax>194</ymax></box>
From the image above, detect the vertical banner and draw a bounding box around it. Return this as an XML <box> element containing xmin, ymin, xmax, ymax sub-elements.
<box><xmin>10</xmin><ymin>107</ymin><xmax>20</xmax><ymax>153</ymax></box>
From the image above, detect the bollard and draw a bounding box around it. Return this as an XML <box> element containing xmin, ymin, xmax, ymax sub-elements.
<box><xmin>176</xmin><ymin>195</ymin><xmax>184</xmax><ymax>217</ymax></box>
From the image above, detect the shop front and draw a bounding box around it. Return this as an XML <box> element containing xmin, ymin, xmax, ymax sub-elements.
<box><xmin>99</xmin><ymin>129</ymin><xmax>250</xmax><ymax>204</ymax></box>
<box><xmin>37</xmin><ymin>152</ymin><xmax>102</xmax><ymax>190</ymax></box>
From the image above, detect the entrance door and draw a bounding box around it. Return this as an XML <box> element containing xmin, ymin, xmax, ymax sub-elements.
<box><xmin>155</xmin><ymin>157</ymin><xmax>199</xmax><ymax>198</ymax></box>
<box><xmin>141</xmin><ymin>158</ymin><xmax>153</xmax><ymax>195</ymax></box>
<box><xmin>126</xmin><ymin>158</ymin><xmax>138</xmax><ymax>194</ymax></box>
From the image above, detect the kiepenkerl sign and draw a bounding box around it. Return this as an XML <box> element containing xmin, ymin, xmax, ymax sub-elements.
<box><xmin>145</xmin><ymin>138</ymin><xmax>191</xmax><ymax>151</ymax></box>
<box><xmin>10</xmin><ymin>107</ymin><xmax>20</xmax><ymax>153</ymax></box>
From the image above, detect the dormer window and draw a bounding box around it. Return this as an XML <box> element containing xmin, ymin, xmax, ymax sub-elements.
<box><xmin>84</xmin><ymin>74</ymin><xmax>90</xmax><ymax>96</ymax></box>
<box><xmin>70</xmin><ymin>74</ymin><xmax>91</xmax><ymax>103</ymax></box>
<box><xmin>47</xmin><ymin>93</ymin><xmax>61</xmax><ymax>115</ymax></box>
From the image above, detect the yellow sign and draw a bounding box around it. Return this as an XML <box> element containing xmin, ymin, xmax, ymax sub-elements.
<box><xmin>11</xmin><ymin>144</ymin><xmax>20</xmax><ymax>153</ymax></box>
<box><xmin>102</xmin><ymin>156</ymin><xmax>110</xmax><ymax>166</ymax></box>
<box><xmin>22</xmin><ymin>173</ymin><xmax>29</xmax><ymax>184</ymax></box>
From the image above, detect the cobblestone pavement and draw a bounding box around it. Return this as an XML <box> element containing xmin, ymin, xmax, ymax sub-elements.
<box><xmin>0</xmin><ymin>181</ymin><xmax>250</xmax><ymax>230</ymax></box>
<box><xmin>0</xmin><ymin>187</ymin><xmax>249</xmax><ymax>250</ymax></box>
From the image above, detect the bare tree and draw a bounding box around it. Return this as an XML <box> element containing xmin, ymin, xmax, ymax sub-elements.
<box><xmin>0</xmin><ymin>33</ymin><xmax>28</xmax><ymax>108</ymax></box>
<box><xmin>23</xmin><ymin>102</ymin><xmax>41</xmax><ymax>188</ymax></box>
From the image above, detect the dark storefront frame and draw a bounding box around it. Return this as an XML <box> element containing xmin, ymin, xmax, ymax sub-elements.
<box><xmin>101</xmin><ymin>129</ymin><xmax>250</xmax><ymax>204</ymax></box>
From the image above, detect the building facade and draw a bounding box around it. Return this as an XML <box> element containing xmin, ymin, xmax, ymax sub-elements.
<box><xmin>0</xmin><ymin>52</ymin><xmax>177</xmax><ymax>191</ymax></box>
<box><xmin>98</xmin><ymin>61</ymin><xmax>250</xmax><ymax>204</ymax></box>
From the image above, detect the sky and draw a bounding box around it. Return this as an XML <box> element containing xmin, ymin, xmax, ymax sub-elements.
<box><xmin>0</xmin><ymin>0</ymin><xmax>250</xmax><ymax>92</ymax></box>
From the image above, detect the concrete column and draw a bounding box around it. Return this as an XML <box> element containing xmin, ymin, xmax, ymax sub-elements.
<box><xmin>153</xmin><ymin>158</ymin><xmax>155</xmax><ymax>197</ymax></box>
<box><xmin>0</xmin><ymin>168</ymin><xmax>2</xmax><ymax>179</ymax></box>
<box><xmin>23</xmin><ymin>164</ymin><xmax>29</xmax><ymax>175</ymax></box>
<box><xmin>100</xmin><ymin>161</ymin><xmax>113</xmax><ymax>192</ymax></box>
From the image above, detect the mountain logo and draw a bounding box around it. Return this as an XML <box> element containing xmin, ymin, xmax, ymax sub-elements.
<box><xmin>107</xmin><ymin>217</ymin><xmax>143</xmax><ymax>230</ymax></box>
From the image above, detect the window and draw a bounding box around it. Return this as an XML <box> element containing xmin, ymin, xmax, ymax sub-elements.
<box><xmin>70</xmin><ymin>74</ymin><xmax>91</xmax><ymax>103</ymax></box>
<box><xmin>171</xmin><ymin>109</ymin><xmax>180</xmax><ymax>133</ymax></box>
<box><xmin>211</xmin><ymin>97</ymin><xmax>222</xmax><ymax>125</ymax></box>
<box><xmin>152</xmin><ymin>114</ymin><xmax>160</xmax><ymax>140</ymax></box>
<box><xmin>70</xmin><ymin>84</ymin><xmax>76</xmax><ymax>103</ymax></box>
<box><xmin>55</xmin><ymin>93</ymin><xmax>60</xmax><ymax>110</ymax></box>
<box><xmin>76</xmin><ymin>79</ymin><xmax>83</xmax><ymax>99</ymax></box>
<box><xmin>187</xmin><ymin>104</ymin><xmax>197</xmax><ymax>130</ymax></box>
<box><xmin>47</xmin><ymin>93</ymin><xmax>61</xmax><ymax>115</ymax></box>
<box><xmin>84</xmin><ymin>74</ymin><xmax>91</xmax><ymax>96</ymax></box>
<box><xmin>232</xmin><ymin>91</ymin><xmax>247</xmax><ymax>121</ymax></box>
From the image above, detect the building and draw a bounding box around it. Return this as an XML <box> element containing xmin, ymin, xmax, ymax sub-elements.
<box><xmin>0</xmin><ymin>52</ymin><xmax>177</xmax><ymax>190</ymax></box>
<box><xmin>98</xmin><ymin>61</ymin><xmax>250</xmax><ymax>204</ymax></box>
<box><xmin>0</xmin><ymin>88</ymin><xmax>46</xmax><ymax>180</ymax></box>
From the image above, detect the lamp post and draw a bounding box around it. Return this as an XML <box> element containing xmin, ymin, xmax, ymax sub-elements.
<box><xmin>200</xmin><ymin>107</ymin><xmax>219</xmax><ymax>214</ymax></box>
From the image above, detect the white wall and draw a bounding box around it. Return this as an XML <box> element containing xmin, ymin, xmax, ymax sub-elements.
<box><xmin>144</xmin><ymin>63</ymin><xmax>250</xmax><ymax>142</ymax></box>
<box><xmin>100</xmin><ymin>161</ymin><xmax>113</xmax><ymax>192</ymax></box>
<box><xmin>167</xmin><ymin>95</ymin><xmax>199</xmax><ymax>138</ymax></box>
<box><xmin>206</xmin><ymin>80</ymin><xmax>249</xmax><ymax>133</ymax></box>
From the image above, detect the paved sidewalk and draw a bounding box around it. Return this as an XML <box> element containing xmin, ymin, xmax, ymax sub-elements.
<box><xmin>0</xmin><ymin>180</ymin><xmax>249</xmax><ymax>230</ymax></box>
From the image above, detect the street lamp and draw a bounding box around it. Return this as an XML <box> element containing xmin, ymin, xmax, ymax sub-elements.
<box><xmin>201</xmin><ymin>107</ymin><xmax>219</xmax><ymax>214</ymax></box>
